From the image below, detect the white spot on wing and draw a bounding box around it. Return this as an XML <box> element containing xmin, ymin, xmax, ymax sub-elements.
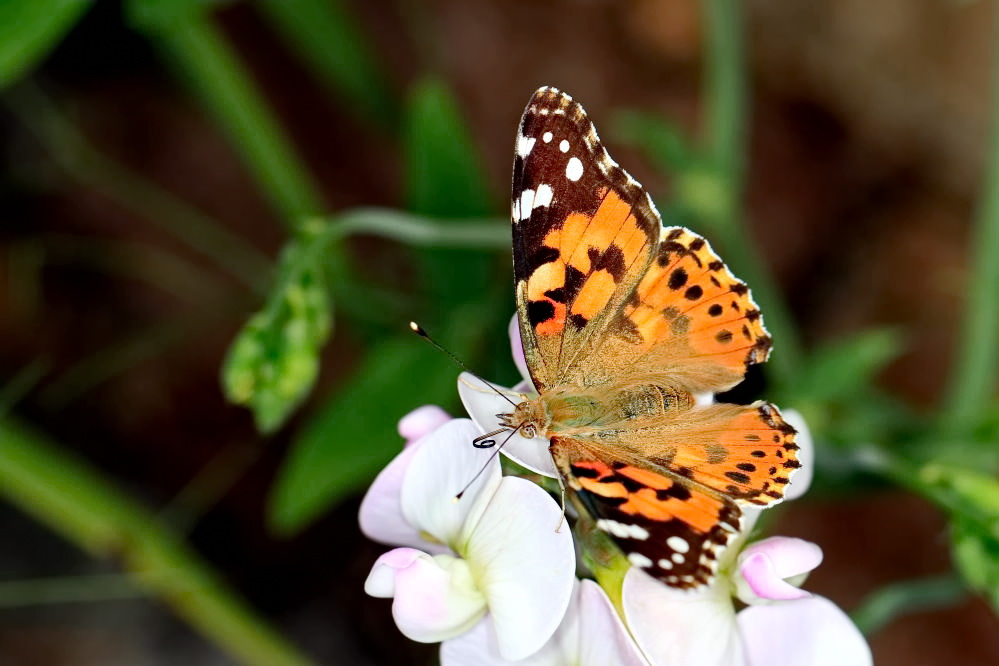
<box><xmin>667</xmin><ymin>536</ymin><xmax>690</xmax><ymax>553</ymax></box>
<box><xmin>518</xmin><ymin>189</ymin><xmax>535</xmax><ymax>221</ymax></box>
<box><xmin>596</xmin><ymin>519</ymin><xmax>650</xmax><ymax>541</ymax></box>
<box><xmin>517</xmin><ymin>134</ymin><xmax>536</xmax><ymax>158</ymax></box>
<box><xmin>671</xmin><ymin>552</ymin><xmax>685</xmax><ymax>564</ymax></box>
<box><xmin>534</xmin><ymin>183</ymin><xmax>554</xmax><ymax>208</ymax></box>
<box><xmin>565</xmin><ymin>157</ymin><xmax>583</xmax><ymax>182</ymax></box>
<box><xmin>658</xmin><ymin>559</ymin><xmax>674</xmax><ymax>570</ymax></box>
<box><xmin>628</xmin><ymin>552</ymin><xmax>653</xmax><ymax>568</ymax></box>
<box><xmin>542</xmin><ymin>131</ymin><xmax>553</xmax><ymax>143</ymax></box>
<box><xmin>559</xmin><ymin>139</ymin><xmax>570</xmax><ymax>153</ymax></box>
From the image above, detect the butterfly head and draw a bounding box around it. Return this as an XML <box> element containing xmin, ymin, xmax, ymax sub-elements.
<box><xmin>499</xmin><ymin>397</ymin><xmax>550</xmax><ymax>440</ymax></box>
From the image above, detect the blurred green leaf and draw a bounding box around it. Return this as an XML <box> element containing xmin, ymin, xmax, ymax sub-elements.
<box><xmin>0</xmin><ymin>418</ymin><xmax>313</xmax><ymax>665</ymax></box>
<box><xmin>268</xmin><ymin>311</ymin><xmax>482</xmax><ymax>534</ymax></box>
<box><xmin>256</xmin><ymin>0</ymin><xmax>397</xmax><ymax>130</ymax></box>
<box><xmin>850</xmin><ymin>574</ymin><xmax>966</xmax><ymax>636</ymax></box>
<box><xmin>403</xmin><ymin>77</ymin><xmax>500</xmax><ymax>314</ymax></box>
<box><xmin>915</xmin><ymin>463</ymin><xmax>999</xmax><ymax>610</ymax></box>
<box><xmin>140</xmin><ymin>10</ymin><xmax>326</xmax><ymax>227</ymax></box>
<box><xmin>0</xmin><ymin>0</ymin><xmax>93</xmax><ymax>89</ymax></box>
<box><xmin>124</xmin><ymin>0</ymin><xmax>230</xmax><ymax>30</ymax></box>
<box><xmin>790</xmin><ymin>328</ymin><xmax>903</xmax><ymax>404</ymax></box>
<box><xmin>404</xmin><ymin>77</ymin><xmax>492</xmax><ymax>217</ymax></box>
<box><xmin>222</xmin><ymin>219</ymin><xmax>333</xmax><ymax>433</ymax></box>
<box><xmin>613</xmin><ymin>109</ymin><xmax>697</xmax><ymax>174</ymax></box>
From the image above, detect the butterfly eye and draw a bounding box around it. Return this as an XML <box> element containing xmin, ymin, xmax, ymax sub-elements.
<box><xmin>522</xmin><ymin>424</ymin><xmax>537</xmax><ymax>439</ymax></box>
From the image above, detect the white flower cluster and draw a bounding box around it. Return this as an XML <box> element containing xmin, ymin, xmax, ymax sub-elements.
<box><xmin>359</xmin><ymin>319</ymin><xmax>872</xmax><ymax>665</ymax></box>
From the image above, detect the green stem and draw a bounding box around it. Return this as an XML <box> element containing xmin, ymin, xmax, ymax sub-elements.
<box><xmin>331</xmin><ymin>208</ymin><xmax>507</xmax><ymax>247</ymax></box>
<box><xmin>4</xmin><ymin>84</ymin><xmax>272</xmax><ymax>292</ymax></box>
<box><xmin>150</xmin><ymin>14</ymin><xmax>326</xmax><ymax>229</ymax></box>
<box><xmin>0</xmin><ymin>418</ymin><xmax>313</xmax><ymax>666</ymax></box>
<box><xmin>700</xmin><ymin>0</ymin><xmax>802</xmax><ymax>385</ymax></box>
<box><xmin>940</xmin><ymin>8</ymin><xmax>999</xmax><ymax>434</ymax></box>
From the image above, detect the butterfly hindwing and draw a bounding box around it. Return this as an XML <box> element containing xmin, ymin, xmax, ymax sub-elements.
<box><xmin>552</xmin><ymin>440</ymin><xmax>741</xmax><ymax>588</ymax></box>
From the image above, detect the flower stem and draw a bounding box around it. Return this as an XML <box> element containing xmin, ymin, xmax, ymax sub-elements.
<box><xmin>940</xmin><ymin>8</ymin><xmax>999</xmax><ymax>435</ymax></box>
<box><xmin>700</xmin><ymin>0</ymin><xmax>802</xmax><ymax>385</ymax></box>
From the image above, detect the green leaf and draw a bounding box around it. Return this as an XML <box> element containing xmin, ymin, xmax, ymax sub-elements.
<box><xmin>612</xmin><ymin>109</ymin><xmax>696</xmax><ymax>174</ymax></box>
<box><xmin>267</xmin><ymin>311</ymin><xmax>482</xmax><ymax>534</ymax></box>
<box><xmin>404</xmin><ymin>77</ymin><xmax>492</xmax><ymax>217</ymax></box>
<box><xmin>123</xmin><ymin>0</ymin><xmax>229</xmax><ymax>30</ymax></box>
<box><xmin>915</xmin><ymin>463</ymin><xmax>999</xmax><ymax>611</ymax></box>
<box><xmin>850</xmin><ymin>574</ymin><xmax>966</xmax><ymax>635</ymax></box>
<box><xmin>255</xmin><ymin>0</ymin><xmax>397</xmax><ymax>131</ymax></box>
<box><xmin>0</xmin><ymin>0</ymin><xmax>93</xmax><ymax>89</ymax></box>
<box><xmin>222</xmin><ymin>219</ymin><xmax>333</xmax><ymax>433</ymax></box>
<box><xmin>790</xmin><ymin>328</ymin><xmax>904</xmax><ymax>405</ymax></box>
<box><xmin>402</xmin><ymin>77</ymin><xmax>499</xmax><ymax>313</ymax></box>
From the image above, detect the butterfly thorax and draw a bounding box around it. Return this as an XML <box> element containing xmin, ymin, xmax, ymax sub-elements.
<box><xmin>501</xmin><ymin>383</ymin><xmax>693</xmax><ymax>441</ymax></box>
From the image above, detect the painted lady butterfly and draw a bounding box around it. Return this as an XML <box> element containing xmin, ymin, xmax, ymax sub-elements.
<box><xmin>499</xmin><ymin>87</ymin><xmax>800</xmax><ymax>589</ymax></box>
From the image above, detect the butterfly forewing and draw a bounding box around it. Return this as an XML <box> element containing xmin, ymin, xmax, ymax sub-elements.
<box><xmin>512</xmin><ymin>87</ymin><xmax>660</xmax><ymax>392</ymax></box>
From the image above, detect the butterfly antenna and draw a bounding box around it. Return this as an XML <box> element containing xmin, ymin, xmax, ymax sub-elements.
<box><xmin>454</xmin><ymin>425</ymin><xmax>522</xmax><ymax>501</ymax></box>
<box><xmin>409</xmin><ymin>322</ymin><xmax>518</xmax><ymax>407</ymax></box>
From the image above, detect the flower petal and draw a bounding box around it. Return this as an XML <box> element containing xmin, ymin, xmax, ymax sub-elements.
<box><xmin>623</xmin><ymin>568</ymin><xmax>746</xmax><ymax>666</ymax></box>
<box><xmin>440</xmin><ymin>580</ymin><xmax>648</xmax><ymax>666</ymax></box>
<box><xmin>366</xmin><ymin>548</ymin><xmax>488</xmax><ymax>644</ymax></box>
<box><xmin>457</xmin><ymin>372</ymin><xmax>558</xmax><ymax>477</ymax></box>
<box><xmin>464</xmin><ymin>476</ymin><xmax>576</xmax><ymax>660</ymax></box>
<box><xmin>738</xmin><ymin>595</ymin><xmax>872</xmax><ymax>666</ymax></box>
<box><xmin>399</xmin><ymin>405</ymin><xmax>452</xmax><ymax>443</ymax></box>
<box><xmin>401</xmin><ymin>419</ymin><xmax>503</xmax><ymax>547</ymax></box>
<box><xmin>737</xmin><ymin>537</ymin><xmax>823</xmax><ymax>603</ymax></box>
<box><xmin>781</xmin><ymin>409</ymin><xmax>813</xmax><ymax>500</ymax></box>
<box><xmin>508</xmin><ymin>314</ymin><xmax>532</xmax><ymax>386</ymax></box>
<box><xmin>359</xmin><ymin>432</ymin><xmax>446</xmax><ymax>552</ymax></box>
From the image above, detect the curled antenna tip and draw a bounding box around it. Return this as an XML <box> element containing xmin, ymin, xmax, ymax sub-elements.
<box><xmin>453</xmin><ymin>493</ymin><xmax>464</xmax><ymax>502</ymax></box>
<box><xmin>409</xmin><ymin>321</ymin><xmax>427</xmax><ymax>336</ymax></box>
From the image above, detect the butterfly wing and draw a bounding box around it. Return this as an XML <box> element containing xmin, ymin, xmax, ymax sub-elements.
<box><xmin>513</xmin><ymin>87</ymin><xmax>770</xmax><ymax>396</ymax></box>
<box><xmin>551</xmin><ymin>401</ymin><xmax>799</xmax><ymax>587</ymax></box>
<box><xmin>512</xmin><ymin>87</ymin><xmax>660</xmax><ymax>392</ymax></box>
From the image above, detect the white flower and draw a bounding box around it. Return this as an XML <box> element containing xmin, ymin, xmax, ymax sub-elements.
<box><xmin>359</xmin><ymin>416</ymin><xmax>576</xmax><ymax>660</ymax></box>
<box><xmin>622</xmin><ymin>535</ymin><xmax>872</xmax><ymax>666</ymax></box>
<box><xmin>440</xmin><ymin>579</ymin><xmax>649</xmax><ymax>666</ymax></box>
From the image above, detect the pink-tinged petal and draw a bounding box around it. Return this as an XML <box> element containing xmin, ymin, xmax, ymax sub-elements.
<box><xmin>508</xmin><ymin>313</ymin><xmax>532</xmax><ymax>386</ymax></box>
<box><xmin>457</xmin><ymin>372</ymin><xmax>558</xmax><ymax>477</ymax></box>
<box><xmin>366</xmin><ymin>548</ymin><xmax>488</xmax><ymax>644</ymax></box>
<box><xmin>440</xmin><ymin>580</ymin><xmax>648</xmax><ymax>666</ymax></box>
<box><xmin>781</xmin><ymin>409</ymin><xmax>813</xmax><ymax>500</ymax></box>
<box><xmin>359</xmin><ymin>436</ymin><xmax>445</xmax><ymax>552</ymax></box>
<box><xmin>623</xmin><ymin>568</ymin><xmax>746</xmax><ymax>666</ymax></box>
<box><xmin>737</xmin><ymin>536</ymin><xmax>823</xmax><ymax>603</ymax></box>
<box><xmin>736</xmin><ymin>536</ymin><xmax>822</xmax><ymax>604</ymax></box>
<box><xmin>401</xmin><ymin>419</ymin><xmax>503</xmax><ymax>547</ymax></box>
<box><xmin>738</xmin><ymin>595</ymin><xmax>872</xmax><ymax>666</ymax></box>
<box><xmin>464</xmin><ymin>476</ymin><xmax>576</xmax><ymax>661</ymax></box>
<box><xmin>398</xmin><ymin>405</ymin><xmax>451</xmax><ymax>443</ymax></box>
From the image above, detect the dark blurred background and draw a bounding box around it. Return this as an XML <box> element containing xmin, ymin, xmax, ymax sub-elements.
<box><xmin>1</xmin><ymin>0</ymin><xmax>998</xmax><ymax>664</ymax></box>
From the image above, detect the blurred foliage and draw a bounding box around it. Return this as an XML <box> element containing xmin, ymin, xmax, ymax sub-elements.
<box><xmin>1</xmin><ymin>0</ymin><xmax>998</xmax><ymax>662</ymax></box>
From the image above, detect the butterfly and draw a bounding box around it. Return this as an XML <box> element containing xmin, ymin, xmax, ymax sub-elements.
<box><xmin>494</xmin><ymin>86</ymin><xmax>800</xmax><ymax>589</ymax></box>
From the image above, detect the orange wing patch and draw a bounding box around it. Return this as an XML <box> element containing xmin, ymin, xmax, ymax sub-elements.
<box><xmin>524</xmin><ymin>187</ymin><xmax>651</xmax><ymax>339</ymax></box>
<box><xmin>571</xmin><ymin>460</ymin><xmax>723</xmax><ymax>533</ymax></box>
<box><xmin>614</xmin><ymin>227</ymin><xmax>772</xmax><ymax>393</ymax></box>
<box><xmin>639</xmin><ymin>401</ymin><xmax>800</xmax><ymax>507</ymax></box>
